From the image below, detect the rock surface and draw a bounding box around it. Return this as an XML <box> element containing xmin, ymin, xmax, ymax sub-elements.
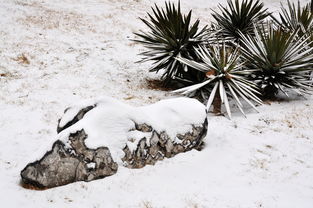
<box><xmin>122</xmin><ymin>122</ymin><xmax>207</xmax><ymax>168</ymax></box>
<box><xmin>21</xmin><ymin>97</ymin><xmax>207</xmax><ymax>189</ymax></box>
<box><xmin>21</xmin><ymin>130</ymin><xmax>118</xmax><ymax>189</ymax></box>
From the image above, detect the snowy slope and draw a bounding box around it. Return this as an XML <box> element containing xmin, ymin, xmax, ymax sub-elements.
<box><xmin>0</xmin><ymin>0</ymin><xmax>313</xmax><ymax>207</ymax></box>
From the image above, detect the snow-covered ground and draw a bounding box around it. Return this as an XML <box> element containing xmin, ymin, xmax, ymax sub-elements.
<box><xmin>1</xmin><ymin>0</ymin><xmax>313</xmax><ymax>207</ymax></box>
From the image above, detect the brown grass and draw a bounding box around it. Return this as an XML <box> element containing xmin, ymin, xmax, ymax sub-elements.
<box><xmin>0</xmin><ymin>72</ymin><xmax>10</xmax><ymax>77</ymax></box>
<box><xmin>20</xmin><ymin>180</ymin><xmax>47</xmax><ymax>191</ymax></box>
<box><xmin>142</xmin><ymin>201</ymin><xmax>153</xmax><ymax>208</ymax></box>
<box><xmin>13</xmin><ymin>54</ymin><xmax>30</xmax><ymax>65</ymax></box>
<box><xmin>145</xmin><ymin>79</ymin><xmax>175</xmax><ymax>91</ymax></box>
<box><xmin>16</xmin><ymin>2</ymin><xmax>94</xmax><ymax>33</ymax></box>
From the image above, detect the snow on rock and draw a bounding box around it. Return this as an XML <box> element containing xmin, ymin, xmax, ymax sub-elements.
<box><xmin>57</xmin><ymin>96</ymin><xmax>207</xmax><ymax>163</ymax></box>
<box><xmin>20</xmin><ymin>96</ymin><xmax>208</xmax><ymax>188</ymax></box>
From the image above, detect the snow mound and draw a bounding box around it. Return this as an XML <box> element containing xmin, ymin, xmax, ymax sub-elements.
<box><xmin>57</xmin><ymin>96</ymin><xmax>207</xmax><ymax>163</ymax></box>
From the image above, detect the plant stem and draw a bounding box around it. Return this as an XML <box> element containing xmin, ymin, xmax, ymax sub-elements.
<box><xmin>213</xmin><ymin>90</ymin><xmax>222</xmax><ymax>114</ymax></box>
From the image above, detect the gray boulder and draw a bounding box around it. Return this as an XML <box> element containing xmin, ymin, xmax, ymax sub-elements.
<box><xmin>21</xmin><ymin>130</ymin><xmax>118</xmax><ymax>189</ymax></box>
<box><xmin>21</xmin><ymin>97</ymin><xmax>207</xmax><ymax>189</ymax></box>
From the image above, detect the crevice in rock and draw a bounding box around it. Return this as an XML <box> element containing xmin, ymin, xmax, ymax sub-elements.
<box><xmin>57</xmin><ymin>105</ymin><xmax>96</xmax><ymax>133</ymax></box>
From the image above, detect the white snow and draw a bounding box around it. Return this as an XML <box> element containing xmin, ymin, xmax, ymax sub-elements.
<box><xmin>1</xmin><ymin>0</ymin><xmax>313</xmax><ymax>207</ymax></box>
<box><xmin>57</xmin><ymin>96</ymin><xmax>206</xmax><ymax>163</ymax></box>
<box><xmin>126</xmin><ymin>130</ymin><xmax>153</xmax><ymax>152</ymax></box>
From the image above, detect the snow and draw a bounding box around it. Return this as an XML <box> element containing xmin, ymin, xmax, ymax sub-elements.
<box><xmin>58</xmin><ymin>98</ymin><xmax>99</xmax><ymax>128</ymax></box>
<box><xmin>86</xmin><ymin>162</ymin><xmax>96</xmax><ymax>170</ymax></box>
<box><xmin>1</xmin><ymin>0</ymin><xmax>313</xmax><ymax>207</ymax></box>
<box><xmin>57</xmin><ymin>96</ymin><xmax>206</xmax><ymax>163</ymax></box>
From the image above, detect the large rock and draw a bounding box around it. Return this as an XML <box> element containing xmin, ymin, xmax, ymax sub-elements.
<box><xmin>21</xmin><ymin>97</ymin><xmax>207</xmax><ymax>189</ymax></box>
<box><xmin>21</xmin><ymin>130</ymin><xmax>118</xmax><ymax>189</ymax></box>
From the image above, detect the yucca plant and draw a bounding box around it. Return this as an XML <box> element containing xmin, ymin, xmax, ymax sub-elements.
<box><xmin>134</xmin><ymin>1</ymin><xmax>207</xmax><ymax>86</ymax></box>
<box><xmin>240</xmin><ymin>25</ymin><xmax>313</xmax><ymax>98</ymax></box>
<box><xmin>174</xmin><ymin>43</ymin><xmax>262</xmax><ymax>119</ymax></box>
<box><xmin>274</xmin><ymin>0</ymin><xmax>313</xmax><ymax>33</ymax></box>
<box><xmin>273</xmin><ymin>0</ymin><xmax>313</xmax><ymax>46</ymax></box>
<box><xmin>212</xmin><ymin>0</ymin><xmax>269</xmax><ymax>43</ymax></box>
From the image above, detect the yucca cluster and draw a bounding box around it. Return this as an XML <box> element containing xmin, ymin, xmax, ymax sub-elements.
<box><xmin>134</xmin><ymin>0</ymin><xmax>313</xmax><ymax>119</ymax></box>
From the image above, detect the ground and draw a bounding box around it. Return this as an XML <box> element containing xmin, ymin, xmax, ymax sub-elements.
<box><xmin>0</xmin><ymin>0</ymin><xmax>313</xmax><ymax>207</ymax></box>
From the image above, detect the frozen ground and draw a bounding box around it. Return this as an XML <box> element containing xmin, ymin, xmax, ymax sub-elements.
<box><xmin>0</xmin><ymin>0</ymin><xmax>312</xmax><ymax>207</ymax></box>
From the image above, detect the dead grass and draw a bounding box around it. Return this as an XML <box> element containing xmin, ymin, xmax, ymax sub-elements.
<box><xmin>20</xmin><ymin>180</ymin><xmax>47</xmax><ymax>191</ymax></box>
<box><xmin>145</xmin><ymin>79</ymin><xmax>175</xmax><ymax>91</ymax></box>
<box><xmin>13</xmin><ymin>54</ymin><xmax>30</xmax><ymax>65</ymax></box>
<box><xmin>0</xmin><ymin>72</ymin><xmax>11</xmax><ymax>77</ymax></box>
<box><xmin>16</xmin><ymin>2</ymin><xmax>95</xmax><ymax>33</ymax></box>
<box><xmin>184</xmin><ymin>197</ymin><xmax>201</xmax><ymax>208</ymax></box>
<box><xmin>141</xmin><ymin>200</ymin><xmax>153</xmax><ymax>208</ymax></box>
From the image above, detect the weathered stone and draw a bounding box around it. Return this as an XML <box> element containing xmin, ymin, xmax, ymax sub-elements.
<box><xmin>121</xmin><ymin>119</ymin><xmax>207</xmax><ymax>168</ymax></box>
<box><xmin>21</xmin><ymin>97</ymin><xmax>208</xmax><ymax>189</ymax></box>
<box><xmin>20</xmin><ymin>130</ymin><xmax>118</xmax><ymax>189</ymax></box>
<box><xmin>22</xmin><ymin>119</ymin><xmax>207</xmax><ymax>187</ymax></box>
<box><xmin>135</xmin><ymin>123</ymin><xmax>152</xmax><ymax>132</ymax></box>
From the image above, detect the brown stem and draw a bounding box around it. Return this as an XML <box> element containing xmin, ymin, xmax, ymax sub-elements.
<box><xmin>213</xmin><ymin>90</ymin><xmax>222</xmax><ymax>115</ymax></box>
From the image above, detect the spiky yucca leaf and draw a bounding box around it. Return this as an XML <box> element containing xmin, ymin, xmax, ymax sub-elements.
<box><xmin>275</xmin><ymin>0</ymin><xmax>313</xmax><ymax>33</ymax></box>
<box><xmin>134</xmin><ymin>1</ymin><xmax>207</xmax><ymax>85</ymax></box>
<box><xmin>240</xmin><ymin>25</ymin><xmax>313</xmax><ymax>97</ymax></box>
<box><xmin>174</xmin><ymin>44</ymin><xmax>262</xmax><ymax>119</ymax></box>
<box><xmin>274</xmin><ymin>0</ymin><xmax>313</xmax><ymax>46</ymax></box>
<box><xmin>212</xmin><ymin>0</ymin><xmax>269</xmax><ymax>42</ymax></box>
